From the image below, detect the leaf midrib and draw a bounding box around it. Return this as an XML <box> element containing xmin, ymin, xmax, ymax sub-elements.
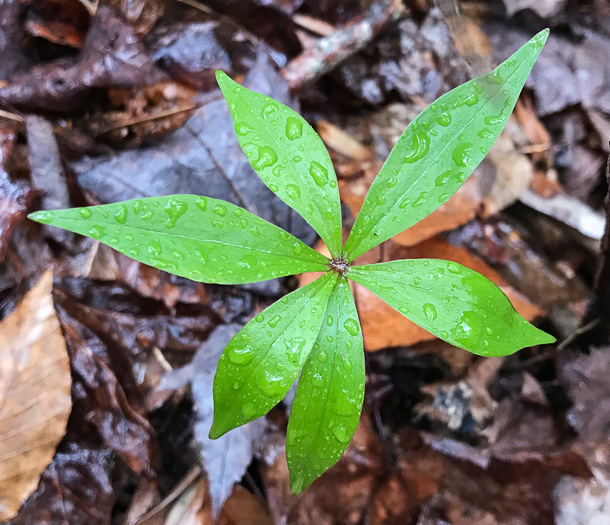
<box><xmin>347</xmin><ymin>59</ymin><xmax>526</xmax><ymax>260</ymax></box>
<box><xmin>234</xmin><ymin>85</ymin><xmax>340</xmax><ymax>257</ymax></box>
<box><xmin>52</xmin><ymin>216</ymin><xmax>329</xmax><ymax>268</ymax></box>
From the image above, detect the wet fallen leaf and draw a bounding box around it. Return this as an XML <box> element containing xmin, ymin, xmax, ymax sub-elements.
<box><xmin>56</xmin><ymin>296</ymin><xmax>160</xmax><ymax>478</ymax></box>
<box><xmin>481</xmin><ymin>132</ymin><xmax>534</xmax><ymax>218</ymax></box>
<box><xmin>559</xmin><ymin>349</ymin><xmax>610</xmax><ymax>478</ymax></box>
<box><xmin>0</xmin><ymin>271</ymin><xmax>72</xmax><ymax>521</ymax></box>
<box><xmin>157</xmin><ymin>325</ymin><xmax>267</xmax><ymax>518</ymax></box>
<box><xmin>262</xmin><ymin>414</ymin><xmax>383</xmax><ymax>525</ymax></box>
<box><xmin>0</xmin><ymin>5</ymin><xmax>161</xmax><ymax>112</ymax></box>
<box><xmin>8</xmin><ymin>430</ymin><xmax>115</xmax><ymax>525</ymax></box>
<box><xmin>316</xmin><ymin>120</ymin><xmax>373</xmax><ymax>161</ymax></box>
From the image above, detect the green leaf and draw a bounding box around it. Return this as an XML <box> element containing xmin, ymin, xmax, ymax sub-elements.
<box><xmin>216</xmin><ymin>71</ymin><xmax>343</xmax><ymax>259</ymax></box>
<box><xmin>28</xmin><ymin>195</ymin><xmax>329</xmax><ymax>284</ymax></box>
<box><xmin>209</xmin><ymin>271</ymin><xmax>338</xmax><ymax>439</ymax></box>
<box><xmin>348</xmin><ymin>259</ymin><xmax>555</xmax><ymax>356</ymax></box>
<box><xmin>343</xmin><ymin>30</ymin><xmax>549</xmax><ymax>262</ymax></box>
<box><xmin>286</xmin><ymin>277</ymin><xmax>364</xmax><ymax>493</ymax></box>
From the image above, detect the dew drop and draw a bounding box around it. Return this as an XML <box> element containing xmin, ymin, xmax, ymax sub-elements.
<box><xmin>195</xmin><ymin>197</ymin><xmax>207</xmax><ymax>212</ymax></box>
<box><xmin>435</xmin><ymin>170</ymin><xmax>452</xmax><ymax>187</ymax></box>
<box><xmin>309</xmin><ymin>161</ymin><xmax>328</xmax><ymax>187</ymax></box>
<box><xmin>227</xmin><ymin>342</ymin><xmax>255</xmax><ymax>365</ymax></box>
<box><xmin>256</xmin><ymin>369</ymin><xmax>285</xmax><ymax>397</ymax></box>
<box><xmin>343</xmin><ymin>318</ymin><xmax>360</xmax><ymax>336</ymax></box>
<box><xmin>452</xmin><ymin>143</ymin><xmax>473</xmax><ymax>168</ymax></box>
<box><xmin>253</xmin><ymin>146</ymin><xmax>278</xmax><ymax>170</ymax></box>
<box><xmin>399</xmin><ymin>197</ymin><xmax>412</xmax><ymax>209</ymax></box>
<box><xmin>241</xmin><ymin>402</ymin><xmax>258</xmax><ymax>418</ymax></box>
<box><xmin>79</xmin><ymin>208</ymin><xmax>92</xmax><ymax>218</ymax></box>
<box><xmin>112</xmin><ymin>204</ymin><xmax>127</xmax><ymax>224</ymax></box>
<box><xmin>268</xmin><ymin>315</ymin><xmax>281</xmax><ymax>328</ymax></box>
<box><xmin>332</xmin><ymin>426</ymin><xmax>350</xmax><ymax>443</ymax></box>
<box><xmin>404</xmin><ymin>128</ymin><xmax>430</xmax><ymax>163</ymax></box>
<box><xmin>235</xmin><ymin>122</ymin><xmax>254</xmax><ymax>136</ymax></box>
<box><xmin>327</xmin><ymin>315</ymin><xmax>334</xmax><ymax>327</ymax></box>
<box><xmin>147</xmin><ymin>241</ymin><xmax>162</xmax><ymax>256</ymax></box>
<box><xmin>447</xmin><ymin>262</ymin><xmax>462</xmax><ymax>274</ymax></box>
<box><xmin>386</xmin><ymin>176</ymin><xmax>398</xmax><ymax>188</ymax></box>
<box><xmin>250</xmin><ymin>226</ymin><xmax>260</xmax><ymax>237</ymax></box>
<box><xmin>437</xmin><ymin>113</ymin><xmax>451</xmax><ymax>126</ymax></box>
<box><xmin>286</xmin><ymin>116</ymin><xmax>303</xmax><ymax>140</ymax></box>
<box><xmin>292</xmin><ymin>242</ymin><xmax>303</xmax><ymax>255</ymax></box>
<box><xmin>423</xmin><ymin>303</ymin><xmax>437</xmax><ymax>321</ymax></box>
<box><xmin>88</xmin><ymin>225</ymin><xmax>105</xmax><ymax>239</ymax></box>
<box><xmin>238</xmin><ymin>254</ymin><xmax>257</xmax><ymax>270</ymax></box>
<box><xmin>411</xmin><ymin>192</ymin><xmax>427</xmax><ymax>208</ymax></box>
<box><xmin>164</xmin><ymin>199</ymin><xmax>188</xmax><ymax>228</ymax></box>
<box><xmin>478</xmin><ymin>128</ymin><xmax>494</xmax><ymax>139</ymax></box>
<box><xmin>399</xmin><ymin>305</ymin><xmax>409</xmax><ymax>314</ymax></box>
<box><xmin>285</xmin><ymin>184</ymin><xmax>301</xmax><ymax>199</ymax></box>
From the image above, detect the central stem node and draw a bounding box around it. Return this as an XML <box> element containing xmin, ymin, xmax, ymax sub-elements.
<box><xmin>329</xmin><ymin>257</ymin><xmax>349</xmax><ymax>276</ymax></box>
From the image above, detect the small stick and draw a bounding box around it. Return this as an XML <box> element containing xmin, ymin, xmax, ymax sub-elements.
<box><xmin>281</xmin><ymin>0</ymin><xmax>406</xmax><ymax>90</ymax></box>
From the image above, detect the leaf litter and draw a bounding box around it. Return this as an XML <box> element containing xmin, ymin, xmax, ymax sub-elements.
<box><xmin>0</xmin><ymin>0</ymin><xmax>609</xmax><ymax>522</ymax></box>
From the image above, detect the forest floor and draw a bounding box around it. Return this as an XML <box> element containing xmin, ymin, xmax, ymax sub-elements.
<box><xmin>1</xmin><ymin>0</ymin><xmax>609</xmax><ymax>524</ymax></box>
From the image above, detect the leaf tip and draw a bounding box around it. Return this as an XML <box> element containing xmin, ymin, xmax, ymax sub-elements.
<box><xmin>530</xmin><ymin>28</ymin><xmax>550</xmax><ymax>53</ymax></box>
<box><xmin>27</xmin><ymin>210</ymin><xmax>53</xmax><ymax>224</ymax></box>
<box><xmin>208</xmin><ymin>414</ymin><xmax>231</xmax><ymax>439</ymax></box>
<box><xmin>215</xmin><ymin>69</ymin><xmax>227</xmax><ymax>83</ymax></box>
<box><xmin>289</xmin><ymin>474</ymin><xmax>308</xmax><ymax>495</ymax></box>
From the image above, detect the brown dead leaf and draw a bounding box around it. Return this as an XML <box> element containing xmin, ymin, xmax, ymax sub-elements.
<box><xmin>135</xmin><ymin>470</ymin><xmax>272</xmax><ymax>525</ymax></box>
<box><xmin>357</xmin><ymin>237</ymin><xmax>544</xmax><ymax>351</ymax></box>
<box><xmin>316</xmin><ymin>121</ymin><xmax>373</xmax><ymax>161</ymax></box>
<box><xmin>0</xmin><ymin>271</ymin><xmax>72</xmax><ymax>521</ymax></box>
<box><xmin>482</xmin><ymin>132</ymin><xmax>534</xmax><ymax>218</ymax></box>
<box><xmin>262</xmin><ymin>414</ymin><xmax>383</xmax><ymax>525</ymax></box>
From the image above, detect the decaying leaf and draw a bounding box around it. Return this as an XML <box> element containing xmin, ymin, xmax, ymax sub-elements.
<box><xmin>0</xmin><ymin>271</ymin><xmax>72</xmax><ymax>521</ymax></box>
<box><xmin>157</xmin><ymin>325</ymin><xmax>267</xmax><ymax>518</ymax></box>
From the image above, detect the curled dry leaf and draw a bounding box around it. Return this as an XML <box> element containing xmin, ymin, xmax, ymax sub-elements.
<box><xmin>0</xmin><ymin>271</ymin><xmax>72</xmax><ymax>521</ymax></box>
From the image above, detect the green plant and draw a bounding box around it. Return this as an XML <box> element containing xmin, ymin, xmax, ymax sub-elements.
<box><xmin>29</xmin><ymin>30</ymin><xmax>554</xmax><ymax>493</ymax></box>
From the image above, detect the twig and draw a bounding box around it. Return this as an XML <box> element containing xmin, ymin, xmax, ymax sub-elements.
<box><xmin>94</xmin><ymin>104</ymin><xmax>199</xmax><ymax>136</ymax></box>
<box><xmin>281</xmin><ymin>0</ymin><xmax>406</xmax><ymax>90</ymax></box>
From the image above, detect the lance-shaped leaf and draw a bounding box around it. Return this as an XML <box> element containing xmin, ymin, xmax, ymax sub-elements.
<box><xmin>209</xmin><ymin>271</ymin><xmax>338</xmax><ymax>439</ymax></box>
<box><xmin>216</xmin><ymin>71</ymin><xmax>343</xmax><ymax>259</ymax></box>
<box><xmin>344</xmin><ymin>30</ymin><xmax>549</xmax><ymax>261</ymax></box>
<box><xmin>348</xmin><ymin>259</ymin><xmax>555</xmax><ymax>356</ymax></box>
<box><xmin>29</xmin><ymin>195</ymin><xmax>329</xmax><ymax>284</ymax></box>
<box><xmin>286</xmin><ymin>277</ymin><xmax>364</xmax><ymax>493</ymax></box>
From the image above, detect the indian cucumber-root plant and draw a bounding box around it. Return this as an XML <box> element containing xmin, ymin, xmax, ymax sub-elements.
<box><xmin>30</xmin><ymin>30</ymin><xmax>555</xmax><ymax>493</ymax></box>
